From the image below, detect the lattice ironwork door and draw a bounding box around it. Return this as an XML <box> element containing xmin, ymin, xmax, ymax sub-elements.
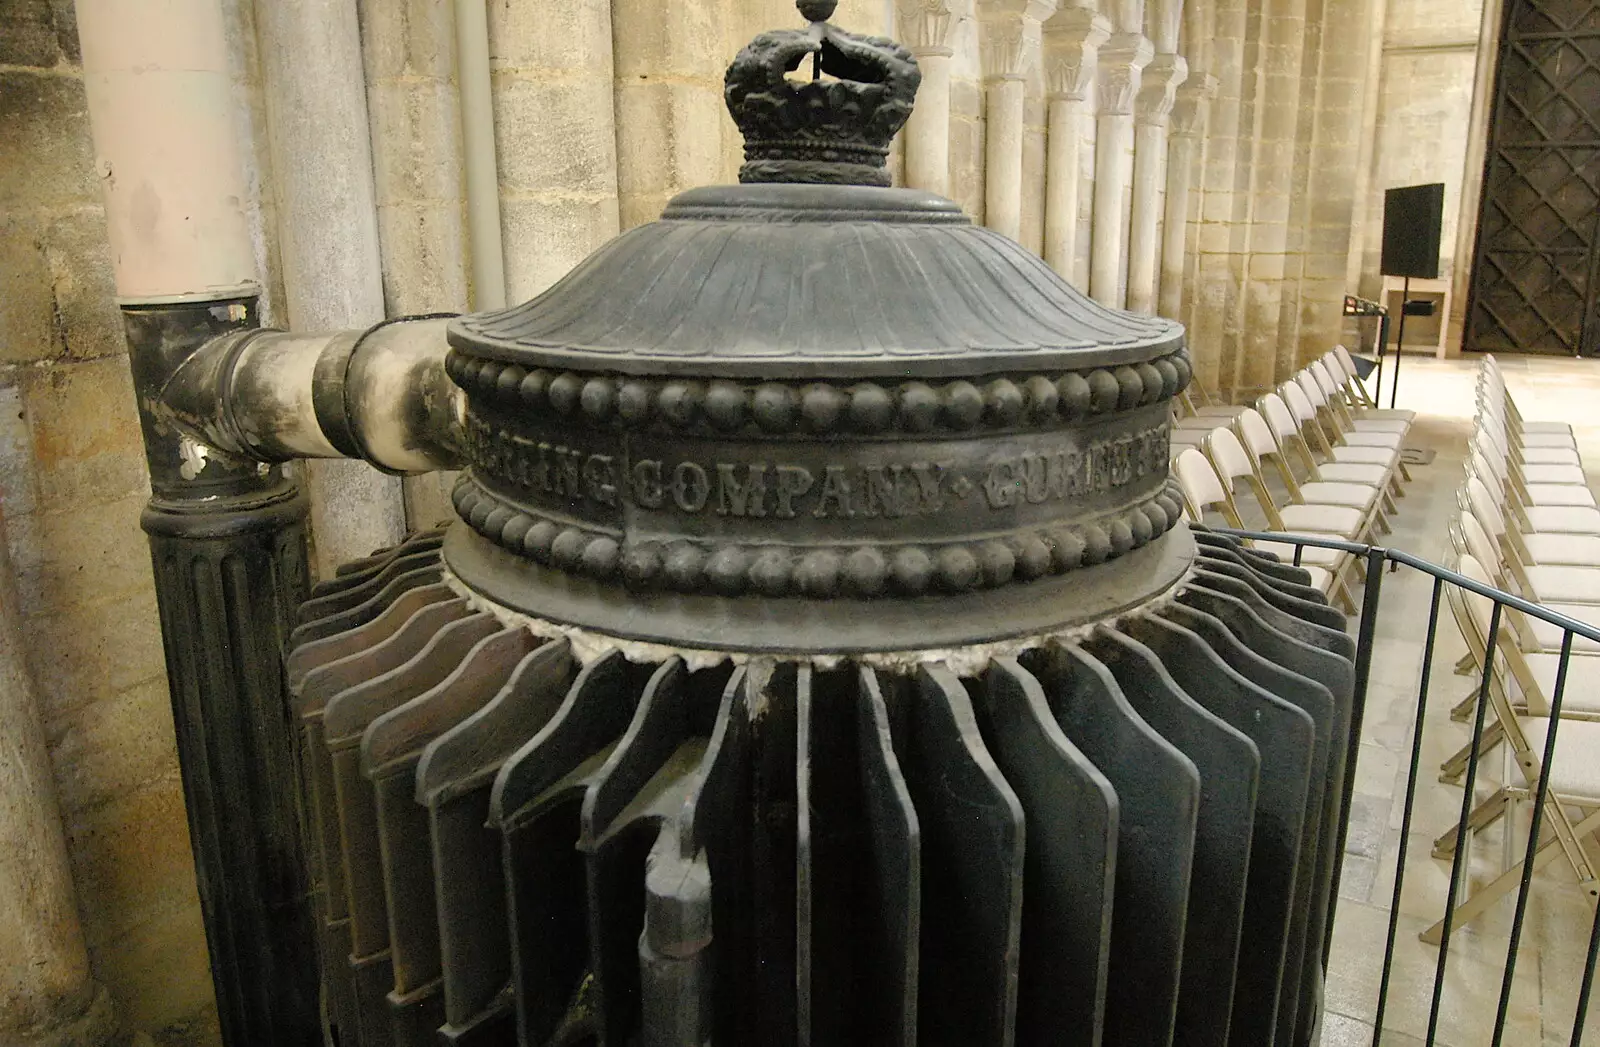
<box><xmin>1466</xmin><ymin>0</ymin><xmax>1600</xmax><ymax>355</ymax></box>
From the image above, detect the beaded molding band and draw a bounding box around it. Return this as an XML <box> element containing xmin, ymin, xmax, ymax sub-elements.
<box><xmin>453</xmin><ymin>473</ymin><xmax>1186</xmax><ymax>599</ymax></box>
<box><xmin>444</xmin><ymin>346</ymin><xmax>1192</xmax><ymax>436</ymax></box>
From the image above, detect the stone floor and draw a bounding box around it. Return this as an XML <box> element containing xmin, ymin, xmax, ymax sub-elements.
<box><xmin>1281</xmin><ymin>351</ymin><xmax>1600</xmax><ymax>1047</ymax></box>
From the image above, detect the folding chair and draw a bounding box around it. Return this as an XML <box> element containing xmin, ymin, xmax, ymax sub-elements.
<box><xmin>1170</xmin><ymin>447</ymin><xmax>1353</xmax><ymax>608</ymax></box>
<box><xmin>1279</xmin><ymin>381</ymin><xmax>1410</xmax><ymax>480</ymax></box>
<box><xmin>1310</xmin><ymin>359</ymin><xmax>1411</xmax><ymax>434</ymax></box>
<box><xmin>1329</xmin><ymin>345</ymin><xmax>1413</xmax><ymax>422</ymax></box>
<box><xmin>1422</xmin><ymin>554</ymin><xmax>1600</xmax><ymax>943</ymax></box>
<box><xmin>1235</xmin><ymin>406</ymin><xmax>1395</xmax><ymax>524</ymax></box>
<box><xmin>1257</xmin><ymin>392</ymin><xmax>1401</xmax><ymax>495</ymax></box>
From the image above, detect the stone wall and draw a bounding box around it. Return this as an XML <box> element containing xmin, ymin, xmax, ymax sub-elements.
<box><xmin>1353</xmin><ymin>0</ymin><xmax>1486</xmax><ymax>320</ymax></box>
<box><xmin>0</xmin><ymin>0</ymin><xmax>218</xmax><ymax>1040</ymax></box>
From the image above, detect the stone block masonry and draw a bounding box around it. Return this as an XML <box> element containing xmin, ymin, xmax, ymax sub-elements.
<box><xmin>0</xmin><ymin>0</ymin><xmax>217</xmax><ymax>1038</ymax></box>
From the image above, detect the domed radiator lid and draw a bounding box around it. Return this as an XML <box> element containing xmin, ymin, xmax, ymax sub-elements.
<box><xmin>441</xmin><ymin>1</ymin><xmax>1195</xmax><ymax>653</ymax></box>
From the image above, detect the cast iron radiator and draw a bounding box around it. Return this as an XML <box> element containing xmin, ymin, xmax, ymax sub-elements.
<box><xmin>279</xmin><ymin>4</ymin><xmax>1357</xmax><ymax>1043</ymax></box>
<box><xmin>286</xmin><ymin>525</ymin><xmax>1353</xmax><ymax>1047</ymax></box>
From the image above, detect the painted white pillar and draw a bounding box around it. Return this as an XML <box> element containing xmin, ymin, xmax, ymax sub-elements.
<box><xmin>0</xmin><ymin>501</ymin><xmax>115</xmax><ymax>1046</ymax></box>
<box><xmin>1126</xmin><ymin>53</ymin><xmax>1185</xmax><ymax>313</ymax></box>
<box><xmin>256</xmin><ymin>0</ymin><xmax>407</xmax><ymax>576</ymax></box>
<box><xmin>900</xmin><ymin>0</ymin><xmax>956</xmax><ymax>195</ymax></box>
<box><xmin>1043</xmin><ymin>8</ymin><xmax>1110</xmax><ymax>280</ymax></box>
<box><xmin>981</xmin><ymin>1</ymin><xmax>1056</xmax><ymax>239</ymax></box>
<box><xmin>1158</xmin><ymin>73</ymin><xmax>1217</xmax><ymax>318</ymax></box>
<box><xmin>1090</xmin><ymin>34</ymin><xmax>1153</xmax><ymax>306</ymax></box>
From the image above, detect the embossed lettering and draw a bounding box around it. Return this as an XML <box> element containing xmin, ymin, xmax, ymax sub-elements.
<box><xmin>860</xmin><ymin>466</ymin><xmax>906</xmax><ymax>518</ymax></box>
<box><xmin>671</xmin><ymin>462</ymin><xmax>710</xmax><ymax>512</ymax></box>
<box><xmin>632</xmin><ymin>459</ymin><xmax>664</xmax><ymax>509</ymax></box>
<box><xmin>552</xmin><ymin>446</ymin><xmax>584</xmax><ymax>498</ymax></box>
<box><xmin>584</xmin><ymin>455</ymin><xmax>618</xmax><ymax>506</ymax></box>
<box><xmin>984</xmin><ymin>460</ymin><xmax>1019</xmax><ymax>508</ymax></box>
<box><xmin>774</xmin><ymin>465</ymin><xmax>814</xmax><ymax>518</ymax></box>
<box><xmin>814</xmin><ymin>466</ymin><xmax>853</xmax><ymax>518</ymax></box>
<box><xmin>532</xmin><ymin>442</ymin><xmax>553</xmax><ymax>492</ymax></box>
<box><xmin>909</xmin><ymin>463</ymin><xmax>945</xmax><ymax>511</ymax></box>
<box><xmin>716</xmin><ymin>463</ymin><xmax>769</xmax><ymax>518</ymax></box>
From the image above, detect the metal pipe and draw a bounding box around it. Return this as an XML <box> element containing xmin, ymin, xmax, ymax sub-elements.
<box><xmin>159</xmin><ymin>317</ymin><xmax>465</xmax><ymax>474</ymax></box>
<box><xmin>78</xmin><ymin>1</ymin><xmax>322</xmax><ymax>1039</ymax></box>
<box><xmin>455</xmin><ymin>0</ymin><xmax>508</xmax><ymax>310</ymax></box>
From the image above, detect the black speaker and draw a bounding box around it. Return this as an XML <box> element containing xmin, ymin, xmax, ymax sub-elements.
<box><xmin>1380</xmin><ymin>182</ymin><xmax>1445</xmax><ymax>279</ymax></box>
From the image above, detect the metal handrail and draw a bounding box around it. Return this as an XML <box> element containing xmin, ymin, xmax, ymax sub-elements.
<box><xmin>1213</xmin><ymin>526</ymin><xmax>1599</xmax><ymax>1047</ymax></box>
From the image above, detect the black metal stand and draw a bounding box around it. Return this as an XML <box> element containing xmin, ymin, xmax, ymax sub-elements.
<box><xmin>1389</xmin><ymin>276</ymin><xmax>1410</xmax><ymax>410</ymax></box>
<box><xmin>122</xmin><ymin>298</ymin><xmax>322</xmax><ymax>1045</ymax></box>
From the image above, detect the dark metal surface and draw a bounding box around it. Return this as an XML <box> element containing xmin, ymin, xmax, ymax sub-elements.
<box><xmin>126</xmin><ymin>296</ymin><xmax>322</xmax><ymax>1045</ymax></box>
<box><xmin>284</xmin><ymin>523</ymin><xmax>1359</xmax><ymax>1047</ymax></box>
<box><xmin>1465</xmin><ymin>0</ymin><xmax>1600</xmax><ymax>354</ymax></box>
<box><xmin>1022</xmin><ymin>642</ymin><xmax>1199</xmax><ymax>1047</ymax></box>
<box><xmin>428</xmin><ymin>1</ymin><xmax>1197</xmax><ymax>657</ymax></box>
<box><xmin>1086</xmin><ymin>628</ymin><xmax>1260</xmax><ymax>1047</ymax></box>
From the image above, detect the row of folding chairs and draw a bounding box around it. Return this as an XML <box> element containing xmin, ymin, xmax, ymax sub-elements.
<box><xmin>1435</xmin><ymin>355</ymin><xmax>1600</xmax><ymax>941</ymax></box>
<box><xmin>1169</xmin><ymin>347</ymin><xmax>1414</xmax><ymax>610</ymax></box>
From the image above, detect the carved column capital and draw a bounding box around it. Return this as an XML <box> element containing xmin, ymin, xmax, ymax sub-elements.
<box><xmin>1044</xmin><ymin>7</ymin><xmax>1112</xmax><ymax>101</ymax></box>
<box><xmin>980</xmin><ymin>0</ymin><xmax>1059</xmax><ymax>80</ymax></box>
<box><xmin>1095</xmin><ymin>32</ymin><xmax>1153</xmax><ymax>115</ymax></box>
<box><xmin>1134</xmin><ymin>52</ymin><xmax>1187</xmax><ymax>125</ymax></box>
<box><xmin>1169</xmin><ymin>72</ymin><xmax>1218</xmax><ymax>138</ymax></box>
<box><xmin>898</xmin><ymin>0</ymin><xmax>957</xmax><ymax>56</ymax></box>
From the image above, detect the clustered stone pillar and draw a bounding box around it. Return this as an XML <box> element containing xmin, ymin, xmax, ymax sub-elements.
<box><xmin>256</xmin><ymin>0</ymin><xmax>407</xmax><ymax>576</ymax></box>
<box><xmin>982</xmin><ymin>0</ymin><xmax>1055</xmax><ymax>240</ymax></box>
<box><xmin>1237</xmin><ymin>0</ymin><xmax>1307</xmax><ymax>394</ymax></box>
<box><xmin>900</xmin><ymin>0</ymin><xmax>956</xmax><ymax>196</ymax></box>
<box><xmin>358</xmin><ymin>0</ymin><xmax>472</xmax><ymax>530</ymax></box>
<box><xmin>1159</xmin><ymin>74</ymin><xmax>1217</xmax><ymax>318</ymax></box>
<box><xmin>489</xmin><ymin>1</ymin><xmax>622</xmax><ymax>301</ymax></box>
<box><xmin>0</xmin><ymin>506</ymin><xmax>115</xmax><ymax>1047</ymax></box>
<box><xmin>1090</xmin><ymin>32</ymin><xmax>1152</xmax><ymax>306</ymax></box>
<box><xmin>1043</xmin><ymin>7</ymin><xmax>1110</xmax><ymax>282</ymax></box>
<box><xmin>1125</xmin><ymin>52</ymin><xmax>1185</xmax><ymax>313</ymax></box>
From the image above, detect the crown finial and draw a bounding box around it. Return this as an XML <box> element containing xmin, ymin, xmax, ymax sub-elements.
<box><xmin>724</xmin><ymin>7</ymin><xmax>921</xmax><ymax>186</ymax></box>
<box><xmin>797</xmin><ymin>0</ymin><xmax>839</xmax><ymax>21</ymax></box>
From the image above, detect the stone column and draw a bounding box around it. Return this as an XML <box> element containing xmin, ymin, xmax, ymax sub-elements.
<box><xmin>1126</xmin><ymin>53</ymin><xmax>1185</xmax><ymax>312</ymax></box>
<box><xmin>1043</xmin><ymin>8</ymin><xmax>1110</xmax><ymax>280</ymax></box>
<box><xmin>1089</xmin><ymin>33</ymin><xmax>1153</xmax><ymax>305</ymax></box>
<box><xmin>489</xmin><ymin>2</ymin><xmax>621</xmax><ymax>301</ymax></box>
<box><xmin>1236</xmin><ymin>0</ymin><xmax>1307</xmax><ymax>394</ymax></box>
<box><xmin>256</xmin><ymin>0</ymin><xmax>407</xmax><ymax>577</ymax></box>
<box><xmin>358</xmin><ymin>0</ymin><xmax>471</xmax><ymax>531</ymax></box>
<box><xmin>900</xmin><ymin>0</ymin><xmax>957</xmax><ymax>195</ymax></box>
<box><xmin>1158</xmin><ymin>74</ymin><xmax>1217</xmax><ymax>318</ymax></box>
<box><xmin>981</xmin><ymin>0</ymin><xmax>1056</xmax><ymax>240</ymax></box>
<box><xmin>0</xmin><ymin>507</ymin><xmax>115</xmax><ymax>1044</ymax></box>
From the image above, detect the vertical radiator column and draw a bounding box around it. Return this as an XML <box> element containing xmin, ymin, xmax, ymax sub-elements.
<box><xmin>76</xmin><ymin>0</ymin><xmax>321</xmax><ymax>1041</ymax></box>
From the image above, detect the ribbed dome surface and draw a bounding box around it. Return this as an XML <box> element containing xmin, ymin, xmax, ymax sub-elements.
<box><xmin>449</xmin><ymin>185</ymin><xmax>1183</xmax><ymax>380</ymax></box>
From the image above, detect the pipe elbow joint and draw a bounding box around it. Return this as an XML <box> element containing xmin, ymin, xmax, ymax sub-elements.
<box><xmin>159</xmin><ymin>315</ymin><xmax>466</xmax><ymax>473</ymax></box>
